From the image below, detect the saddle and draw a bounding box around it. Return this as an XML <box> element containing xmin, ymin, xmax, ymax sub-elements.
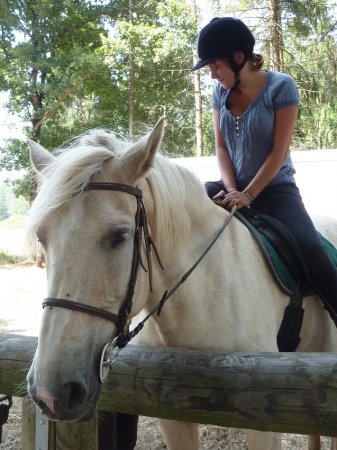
<box><xmin>215</xmin><ymin>202</ymin><xmax>337</xmax><ymax>352</ymax></box>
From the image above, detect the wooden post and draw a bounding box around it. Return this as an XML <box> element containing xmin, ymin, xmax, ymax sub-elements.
<box><xmin>21</xmin><ymin>397</ymin><xmax>98</xmax><ymax>450</ymax></box>
<box><xmin>308</xmin><ymin>435</ymin><xmax>321</xmax><ymax>450</ymax></box>
<box><xmin>2</xmin><ymin>333</ymin><xmax>337</xmax><ymax>437</ymax></box>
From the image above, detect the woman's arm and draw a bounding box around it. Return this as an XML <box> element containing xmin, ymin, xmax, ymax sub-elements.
<box><xmin>213</xmin><ymin>109</ymin><xmax>237</xmax><ymax>193</ymax></box>
<box><xmin>224</xmin><ymin>104</ymin><xmax>298</xmax><ymax>208</ymax></box>
<box><xmin>245</xmin><ymin>104</ymin><xmax>298</xmax><ymax>199</ymax></box>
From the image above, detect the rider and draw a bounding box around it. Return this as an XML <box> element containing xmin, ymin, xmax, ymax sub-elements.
<box><xmin>192</xmin><ymin>17</ymin><xmax>337</xmax><ymax>326</ymax></box>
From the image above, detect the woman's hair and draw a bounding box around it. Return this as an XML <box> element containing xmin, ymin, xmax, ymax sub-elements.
<box><xmin>220</xmin><ymin>52</ymin><xmax>264</xmax><ymax>72</ymax></box>
<box><xmin>251</xmin><ymin>53</ymin><xmax>264</xmax><ymax>71</ymax></box>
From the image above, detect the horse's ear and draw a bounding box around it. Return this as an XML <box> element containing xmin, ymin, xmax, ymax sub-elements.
<box><xmin>121</xmin><ymin>117</ymin><xmax>165</xmax><ymax>181</ymax></box>
<box><xmin>28</xmin><ymin>139</ymin><xmax>56</xmax><ymax>174</ymax></box>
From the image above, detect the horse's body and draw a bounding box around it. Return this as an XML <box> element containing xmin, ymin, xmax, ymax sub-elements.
<box><xmin>26</xmin><ymin>119</ymin><xmax>337</xmax><ymax>450</ymax></box>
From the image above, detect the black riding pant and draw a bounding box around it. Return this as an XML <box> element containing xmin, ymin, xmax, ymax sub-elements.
<box><xmin>205</xmin><ymin>181</ymin><xmax>337</xmax><ymax>320</ymax></box>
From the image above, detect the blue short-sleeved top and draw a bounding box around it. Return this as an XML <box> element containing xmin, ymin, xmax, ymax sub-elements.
<box><xmin>212</xmin><ymin>71</ymin><xmax>299</xmax><ymax>190</ymax></box>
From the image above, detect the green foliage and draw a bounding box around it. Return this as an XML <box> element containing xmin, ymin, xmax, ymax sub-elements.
<box><xmin>0</xmin><ymin>0</ymin><xmax>337</xmax><ymax>206</ymax></box>
<box><xmin>0</xmin><ymin>183</ymin><xmax>29</xmax><ymax>221</ymax></box>
<box><xmin>0</xmin><ymin>0</ymin><xmax>118</xmax><ymax>199</ymax></box>
<box><xmin>0</xmin><ymin>214</ymin><xmax>26</xmax><ymax>228</ymax></box>
<box><xmin>0</xmin><ymin>251</ymin><xmax>25</xmax><ymax>266</ymax></box>
<box><xmin>101</xmin><ymin>0</ymin><xmax>198</xmax><ymax>152</ymax></box>
<box><xmin>0</xmin><ymin>186</ymin><xmax>10</xmax><ymax>220</ymax></box>
<box><xmin>213</xmin><ymin>0</ymin><xmax>337</xmax><ymax>150</ymax></box>
<box><xmin>0</xmin><ymin>0</ymin><xmax>200</xmax><ymax>201</ymax></box>
<box><xmin>282</xmin><ymin>0</ymin><xmax>337</xmax><ymax>148</ymax></box>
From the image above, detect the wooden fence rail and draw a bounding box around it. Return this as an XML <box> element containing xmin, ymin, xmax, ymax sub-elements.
<box><xmin>1</xmin><ymin>332</ymin><xmax>337</xmax><ymax>438</ymax></box>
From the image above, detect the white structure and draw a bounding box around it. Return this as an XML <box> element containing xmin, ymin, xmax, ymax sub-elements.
<box><xmin>175</xmin><ymin>149</ymin><xmax>337</xmax><ymax>220</ymax></box>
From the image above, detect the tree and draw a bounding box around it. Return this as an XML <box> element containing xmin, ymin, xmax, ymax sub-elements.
<box><xmin>0</xmin><ymin>185</ymin><xmax>10</xmax><ymax>220</ymax></box>
<box><xmin>0</xmin><ymin>0</ymin><xmax>202</xmax><ymax>203</ymax></box>
<box><xmin>206</xmin><ymin>0</ymin><xmax>337</xmax><ymax>150</ymax></box>
<box><xmin>0</xmin><ymin>0</ymin><xmax>117</xmax><ymax>198</ymax></box>
<box><xmin>269</xmin><ymin>0</ymin><xmax>283</xmax><ymax>71</ymax></box>
<box><xmin>191</xmin><ymin>0</ymin><xmax>204</xmax><ymax>157</ymax></box>
<box><xmin>282</xmin><ymin>0</ymin><xmax>337</xmax><ymax>148</ymax></box>
<box><xmin>2</xmin><ymin>0</ymin><xmax>336</xmax><ymax>206</ymax></box>
<box><xmin>0</xmin><ymin>183</ymin><xmax>29</xmax><ymax>220</ymax></box>
<box><xmin>101</xmin><ymin>0</ymin><xmax>198</xmax><ymax>153</ymax></box>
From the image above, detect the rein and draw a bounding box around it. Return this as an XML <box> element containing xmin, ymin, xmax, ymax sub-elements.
<box><xmin>42</xmin><ymin>182</ymin><xmax>236</xmax><ymax>382</ymax></box>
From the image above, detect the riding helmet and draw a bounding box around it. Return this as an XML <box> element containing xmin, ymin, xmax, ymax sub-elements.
<box><xmin>191</xmin><ymin>17</ymin><xmax>255</xmax><ymax>71</ymax></box>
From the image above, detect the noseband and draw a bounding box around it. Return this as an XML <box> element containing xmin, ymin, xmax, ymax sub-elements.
<box><xmin>43</xmin><ymin>182</ymin><xmax>163</xmax><ymax>345</ymax></box>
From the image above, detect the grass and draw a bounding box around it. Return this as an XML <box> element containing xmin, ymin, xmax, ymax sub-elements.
<box><xmin>0</xmin><ymin>251</ymin><xmax>27</xmax><ymax>266</ymax></box>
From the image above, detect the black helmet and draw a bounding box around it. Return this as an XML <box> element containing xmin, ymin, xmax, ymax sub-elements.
<box><xmin>192</xmin><ymin>17</ymin><xmax>255</xmax><ymax>71</ymax></box>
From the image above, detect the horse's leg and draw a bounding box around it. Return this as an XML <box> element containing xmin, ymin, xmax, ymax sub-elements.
<box><xmin>331</xmin><ymin>437</ymin><xmax>337</xmax><ymax>450</ymax></box>
<box><xmin>158</xmin><ymin>419</ymin><xmax>198</xmax><ymax>450</ymax></box>
<box><xmin>245</xmin><ymin>430</ymin><xmax>281</xmax><ymax>450</ymax></box>
<box><xmin>308</xmin><ymin>435</ymin><xmax>321</xmax><ymax>450</ymax></box>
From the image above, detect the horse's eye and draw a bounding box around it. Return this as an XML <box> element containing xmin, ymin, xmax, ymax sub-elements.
<box><xmin>109</xmin><ymin>230</ymin><xmax>129</xmax><ymax>248</ymax></box>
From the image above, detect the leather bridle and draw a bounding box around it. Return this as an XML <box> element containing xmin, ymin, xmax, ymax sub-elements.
<box><xmin>42</xmin><ymin>181</ymin><xmax>236</xmax><ymax>382</ymax></box>
<box><xmin>43</xmin><ymin>182</ymin><xmax>163</xmax><ymax>340</ymax></box>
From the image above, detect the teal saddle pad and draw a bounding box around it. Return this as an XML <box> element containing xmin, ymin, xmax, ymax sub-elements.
<box><xmin>234</xmin><ymin>210</ymin><xmax>337</xmax><ymax>296</ymax></box>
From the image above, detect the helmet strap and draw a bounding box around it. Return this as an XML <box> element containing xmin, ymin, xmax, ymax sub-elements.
<box><xmin>227</xmin><ymin>53</ymin><xmax>247</xmax><ymax>88</ymax></box>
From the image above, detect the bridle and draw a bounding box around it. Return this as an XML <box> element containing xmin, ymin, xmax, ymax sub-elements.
<box><xmin>42</xmin><ymin>182</ymin><xmax>236</xmax><ymax>382</ymax></box>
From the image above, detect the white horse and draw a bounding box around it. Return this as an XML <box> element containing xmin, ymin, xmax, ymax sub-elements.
<box><xmin>26</xmin><ymin>118</ymin><xmax>337</xmax><ymax>450</ymax></box>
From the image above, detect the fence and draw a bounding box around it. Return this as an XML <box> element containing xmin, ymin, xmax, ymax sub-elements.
<box><xmin>1</xmin><ymin>332</ymin><xmax>337</xmax><ymax>449</ymax></box>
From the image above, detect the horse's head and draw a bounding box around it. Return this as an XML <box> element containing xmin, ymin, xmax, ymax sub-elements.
<box><xmin>26</xmin><ymin>119</ymin><xmax>166</xmax><ymax>421</ymax></box>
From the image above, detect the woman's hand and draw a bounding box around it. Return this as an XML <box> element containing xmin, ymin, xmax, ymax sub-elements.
<box><xmin>222</xmin><ymin>190</ymin><xmax>251</xmax><ymax>209</ymax></box>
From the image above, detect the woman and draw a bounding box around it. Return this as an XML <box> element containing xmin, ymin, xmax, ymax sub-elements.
<box><xmin>192</xmin><ymin>17</ymin><xmax>337</xmax><ymax>325</ymax></box>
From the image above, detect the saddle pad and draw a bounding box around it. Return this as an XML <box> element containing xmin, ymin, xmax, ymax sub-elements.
<box><xmin>240</xmin><ymin>215</ymin><xmax>337</xmax><ymax>295</ymax></box>
<box><xmin>215</xmin><ymin>202</ymin><xmax>337</xmax><ymax>296</ymax></box>
<box><xmin>235</xmin><ymin>212</ymin><xmax>297</xmax><ymax>295</ymax></box>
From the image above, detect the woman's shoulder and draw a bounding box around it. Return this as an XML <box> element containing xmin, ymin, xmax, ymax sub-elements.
<box><xmin>267</xmin><ymin>70</ymin><xmax>297</xmax><ymax>88</ymax></box>
<box><xmin>265</xmin><ymin>71</ymin><xmax>299</xmax><ymax>107</ymax></box>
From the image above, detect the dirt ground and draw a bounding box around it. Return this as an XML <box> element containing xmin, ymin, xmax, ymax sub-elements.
<box><xmin>0</xmin><ymin>264</ymin><xmax>334</xmax><ymax>449</ymax></box>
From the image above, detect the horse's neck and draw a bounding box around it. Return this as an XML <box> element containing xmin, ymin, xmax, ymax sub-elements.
<box><xmin>145</xmin><ymin>189</ymin><xmax>287</xmax><ymax>352</ymax></box>
<box><xmin>143</xmin><ymin>166</ymin><xmax>264</xmax><ymax>344</ymax></box>
<box><xmin>146</xmin><ymin>196</ymin><xmax>241</xmax><ymax>341</ymax></box>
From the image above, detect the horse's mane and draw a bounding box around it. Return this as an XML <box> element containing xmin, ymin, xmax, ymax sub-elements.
<box><xmin>25</xmin><ymin>129</ymin><xmax>204</xmax><ymax>254</ymax></box>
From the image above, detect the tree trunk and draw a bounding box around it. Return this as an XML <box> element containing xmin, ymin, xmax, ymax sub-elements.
<box><xmin>269</xmin><ymin>0</ymin><xmax>283</xmax><ymax>71</ymax></box>
<box><xmin>192</xmin><ymin>0</ymin><xmax>203</xmax><ymax>157</ymax></box>
<box><xmin>128</xmin><ymin>0</ymin><xmax>135</xmax><ymax>139</ymax></box>
<box><xmin>30</xmin><ymin>6</ymin><xmax>44</xmax><ymax>143</ymax></box>
<box><xmin>193</xmin><ymin>67</ymin><xmax>203</xmax><ymax>157</ymax></box>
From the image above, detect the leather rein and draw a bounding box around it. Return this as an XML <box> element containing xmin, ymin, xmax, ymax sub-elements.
<box><xmin>42</xmin><ymin>182</ymin><xmax>236</xmax><ymax>382</ymax></box>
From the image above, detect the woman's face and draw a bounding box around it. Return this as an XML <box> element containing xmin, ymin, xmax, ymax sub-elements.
<box><xmin>209</xmin><ymin>58</ymin><xmax>235</xmax><ymax>89</ymax></box>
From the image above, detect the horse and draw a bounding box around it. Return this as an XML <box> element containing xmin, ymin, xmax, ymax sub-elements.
<box><xmin>26</xmin><ymin>118</ymin><xmax>337</xmax><ymax>450</ymax></box>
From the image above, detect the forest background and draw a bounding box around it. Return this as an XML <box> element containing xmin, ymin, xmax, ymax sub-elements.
<box><xmin>0</xmin><ymin>0</ymin><xmax>336</xmax><ymax>221</ymax></box>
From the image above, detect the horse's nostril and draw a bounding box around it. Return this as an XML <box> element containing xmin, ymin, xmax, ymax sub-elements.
<box><xmin>62</xmin><ymin>382</ymin><xmax>87</xmax><ymax>412</ymax></box>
